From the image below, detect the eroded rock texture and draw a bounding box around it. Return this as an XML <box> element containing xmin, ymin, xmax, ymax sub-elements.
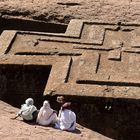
<box><xmin>0</xmin><ymin>19</ymin><xmax>140</xmax><ymax>139</ymax></box>
<box><xmin>1</xmin><ymin>0</ymin><xmax>140</xmax><ymax>24</ymax></box>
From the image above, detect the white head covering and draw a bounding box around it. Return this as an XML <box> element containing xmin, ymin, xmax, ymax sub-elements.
<box><xmin>25</xmin><ymin>98</ymin><xmax>34</xmax><ymax>106</ymax></box>
<box><xmin>18</xmin><ymin>98</ymin><xmax>37</xmax><ymax>121</ymax></box>
<box><xmin>43</xmin><ymin>100</ymin><xmax>50</xmax><ymax>109</ymax></box>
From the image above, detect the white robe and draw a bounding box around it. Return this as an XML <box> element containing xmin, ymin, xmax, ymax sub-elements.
<box><xmin>18</xmin><ymin>104</ymin><xmax>37</xmax><ymax>121</ymax></box>
<box><xmin>17</xmin><ymin>98</ymin><xmax>37</xmax><ymax>121</ymax></box>
<box><xmin>36</xmin><ymin>106</ymin><xmax>57</xmax><ymax>125</ymax></box>
<box><xmin>55</xmin><ymin>109</ymin><xmax>76</xmax><ymax>131</ymax></box>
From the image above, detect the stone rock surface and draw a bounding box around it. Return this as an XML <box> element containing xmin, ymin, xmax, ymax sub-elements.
<box><xmin>0</xmin><ymin>0</ymin><xmax>140</xmax><ymax>24</ymax></box>
<box><xmin>0</xmin><ymin>0</ymin><xmax>140</xmax><ymax>140</ymax></box>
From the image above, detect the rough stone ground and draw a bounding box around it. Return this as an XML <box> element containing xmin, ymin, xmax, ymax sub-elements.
<box><xmin>0</xmin><ymin>0</ymin><xmax>140</xmax><ymax>139</ymax></box>
<box><xmin>0</xmin><ymin>0</ymin><xmax>140</xmax><ymax>24</ymax></box>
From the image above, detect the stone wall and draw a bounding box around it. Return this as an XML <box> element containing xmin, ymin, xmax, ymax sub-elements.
<box><xmin>0</xmin><ymin>19</ymin><xmax>139</xmax><ymax>139</ymax></box>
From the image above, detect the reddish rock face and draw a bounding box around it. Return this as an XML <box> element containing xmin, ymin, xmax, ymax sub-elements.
<box><xmin>1</xmin><ymin>0</ymin><xmax>140</xmax><ymax>24</ymax></box>
<box><xmin>0</xmin><ymin>1</ymin><xmax>140</xmax><ymax>139</ymax></box>
<box><xmin>0</xmin><ymin>19</ymin><xmax>139</xmax><ymax>139</ymax></box>
<box><xmin>0</xmin><ymin>19</ymin><xmax>140</xmax><ymax>99</ymax></box>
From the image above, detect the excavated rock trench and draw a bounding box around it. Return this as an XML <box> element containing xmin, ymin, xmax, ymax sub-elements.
<box><xmin>0</xmin><ymin>17</ymin><xmax>140</xmax><ymax>140</ymax></box>
<box><xmin>0</xmin><ymin>16</ymin><xmax>67</xmax><ymax>34</ymax></box>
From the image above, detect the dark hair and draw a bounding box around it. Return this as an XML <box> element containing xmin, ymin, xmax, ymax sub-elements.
<box><xmin>56</xmin><ymin>96</ymin><xmax>65</xmax><ymax>103</ymax></box>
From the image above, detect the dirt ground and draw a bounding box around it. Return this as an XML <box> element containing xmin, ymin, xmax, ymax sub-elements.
<box><xmin>0</xmin><ymin>0</ymin><xmax>140</xmax><ymax>139</ymax></box>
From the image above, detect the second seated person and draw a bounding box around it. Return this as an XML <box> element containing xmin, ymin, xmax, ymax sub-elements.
<box><xmin>36</xmin><ymin>100</ymin><xmax>57</xmax><ymax>126</ymax></box>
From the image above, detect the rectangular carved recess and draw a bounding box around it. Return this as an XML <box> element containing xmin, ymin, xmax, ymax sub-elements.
<box><xmin>0</xmin><ymin>64</ymin><xmax>52</xmax><ymax>106</ymax></box>
<box><xmin>77</xmin><ymin>80</ymin><xmax>140</xmax><ymax>87</ymax></box>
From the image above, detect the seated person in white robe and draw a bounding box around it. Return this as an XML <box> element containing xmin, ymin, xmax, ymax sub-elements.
<box><xmin>36</xmin><ymin>100</ymin><xmax>57</xmax><ymax>126</ymax></box>
<box><xmin>55</xmin><ymin>102</ymin><xmax>76</xmax><ymax>131</ymax></box>
<box><xmin>16</xmin><ymin>98</ymin><xmax>38</xmax><ymax>122</ymax></box>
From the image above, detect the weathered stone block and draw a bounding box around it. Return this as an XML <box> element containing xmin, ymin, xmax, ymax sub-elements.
<box><xmin>0</xmin><ymin>19</ymin><xmax>140</xmax><ymax>99</ymax></box>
